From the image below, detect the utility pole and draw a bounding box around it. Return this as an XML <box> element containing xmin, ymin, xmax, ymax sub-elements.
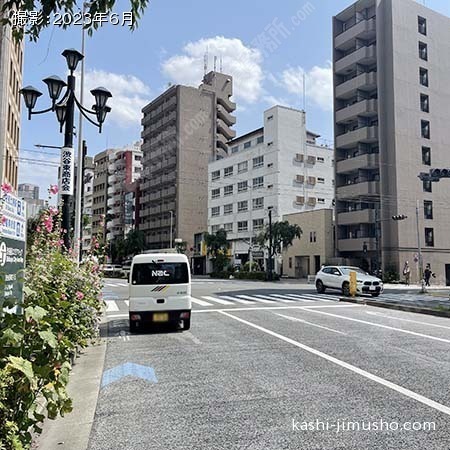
<box><xmin>416</xmin><ymin>200</ymin><xmax>425</xmax><ymax>293</ymax></box>
<box><xmin>375</xmin><ymin>207</ymin><xmax>380</xmax><ymax>276</ymax></box>
<box><xmin>169</xmin><ymin>211</ymin><xmax>173</xmax><ymax>249</ymax></box>
<box><xmin>268</xmin><ymin>207</ymin><xmax>273</xmax><ymax>281</ymax></box>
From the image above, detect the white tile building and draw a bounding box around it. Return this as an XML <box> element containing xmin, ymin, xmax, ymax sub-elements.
<box><xmin>208</xmin><ymin>105</ymin><xmax>334</xmax><ymax>267</ymax></box>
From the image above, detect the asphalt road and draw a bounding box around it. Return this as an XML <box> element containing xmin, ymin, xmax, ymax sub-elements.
<box><xmin>87</xmin><ymin>278</ymin><xmax>450</xmax><ymax>450</ymax></box>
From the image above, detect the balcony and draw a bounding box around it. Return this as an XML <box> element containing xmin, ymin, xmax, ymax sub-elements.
<box><xmin>161</xmin><ymin>156</ymin><xmax>177</xmax><ymax>170</ymax></box>
<box><xmin>161</xmin><ymin>186</ymin><xmax>176</xmax><ymax>199</ymax></box>
<box><xmin>107</xmin><ymin>198</ymin><xmax>115</xmax><ymax>207</ymax></box>
<box><xmin>217</xmin><ymin>95</ymin><xmax>236</xmax><ymax>112</ymax></box>
<box><xmin>338</xmin><ymin>237</ymin><xmax>376</xmax><ymax>253</ymax></box>
<box><xmin>217</xmin><ymin>118</ymin><xmax>236</xmax><ymax>140</ymax></box>
<box><xmin>335</xmin><ymin>17</ymin><xmax>376</xmax><ymax>50</ymax></box>
<box><xmin>217</xmin><ymin>133</ymin><xmax>229</xmax><ymax>152</ymax></box>
<box><xmin>150</xmin><ymin>191</ymin><xmax>162</xmax><ymax>201</ymax></box>
<box><xmin>217</xmin><ymin>104</ymin><xmax>236</xmax><ymax>126</ymax></box>
<box><xmin>336</xmin><ymin>99</ymin><xmax>377</xmax><ymax>124</ymax></box>
<box><xmin>161</xmin><ymin>173</ymin><xmax>176</xmax><ymax>184</ymax></box>
<box><xmin>336</xmin><ymin>71</ymin><xmax>377</xmax><ymax>99</ymax></box>
<box><xmin>336</xmin><ymin>125</ymin><xmax>378</xmax><ymax>149</ymax></box>
<box><xmin>337</xmin><ymin>209</ymin><xmax>376</xmax><ymax>225</ymax></box>
<box><xmin>336</xmin><ymin>153</ymin><xmax>379</xmax><ymax>174</ymax></box>
<box><xmin>107</xmin><ymin>186</ymin><xmax>114</xmax><ymax>195</ymax></box>
<box><xmin>336</xmin><ymin>180</ymin><xmax>380</xmax><ymax>199</ymax></box>
<box><xmin>335</xmin><ymin>45</ymin><xmax>377</xmax><ymax>75</ymax></box>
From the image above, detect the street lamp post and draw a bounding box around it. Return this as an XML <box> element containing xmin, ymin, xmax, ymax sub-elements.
<box><xmin>20</xmin><ymin>49</ymin><xmax>112</xmax><ymax>250</ymax></box>
<box><xmin>267</xmin><ymin>207</ymin><xmax>273</xmax><ymax>281</ymax></box>
<box><xmin>415</xmin><ymin>200</ymin><xmax>425</xmax><ymax>293</ymax></box>
<box><xmin>169</xmin><ymin>211</ymin><xmax>173</xmax><ymax>249</ymax></box>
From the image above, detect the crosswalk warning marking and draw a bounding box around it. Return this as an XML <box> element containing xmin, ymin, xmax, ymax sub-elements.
<box><xmin>191</xmin><ymin>297</ymin><xmax>212</xmax><ymax>306</ymax></box>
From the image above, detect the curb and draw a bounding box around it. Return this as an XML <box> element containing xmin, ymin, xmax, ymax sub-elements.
<box><xmin>340</xmin><ymin>297</ymin><xmax>450</xmax><ymax>318</ymax></box>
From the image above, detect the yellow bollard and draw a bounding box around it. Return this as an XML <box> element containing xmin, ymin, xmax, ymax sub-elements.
<box><xmin>349</xmin><ymin>271</ymin><xmax>357</xmax><ymax>297</ymax></box>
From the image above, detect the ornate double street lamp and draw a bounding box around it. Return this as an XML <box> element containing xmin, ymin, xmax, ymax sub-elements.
<box><xmin>20</xmin><ymin>48</ymin><xmax>112</xmax><ymax>250</ymax></box>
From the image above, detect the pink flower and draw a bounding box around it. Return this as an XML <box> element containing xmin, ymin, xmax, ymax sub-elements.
<box><xmin>49</xmin><ymin>207</ymin><xmax>58</xmax><ymax>216</ymax></box>
<box><xmin>36</xmin><ymin>226</ymin><xmax>42</xmax><ymax>233</ymax></box>
<box><xmin>43</xmin><ymin>216</ymin><xmax>53</xmax><ymax>233</ymax></box>
<box><xmin>1</xmin><ymin>216</ymin><xmax>6</xmax><ymax>225</ymax></box>
<box><xmin>49</xmin><ymin>185</ymin><xmax>59</xmax><ymax>195</ymax></box>
<box><xmin>1</xmin><ymin>183</ymin><xmax>12</xmax><ymax>194</ymax></box>
<box><xmin>61</xmin><ymin>293</ymin><xmax>67</xmax><ymax>301</ymax></box>
<box><xmin>76</xmin><ymin>291</ymin><xmax>84</xmax><ymax>300</ymax></box>
<box><xmin>95</xmin><ymin>242</ymin><xmax>99</xmax><ymax>249</ymax></box>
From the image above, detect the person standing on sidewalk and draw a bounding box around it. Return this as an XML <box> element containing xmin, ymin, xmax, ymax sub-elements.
<box><xmin>403</xmin><ymin>261</ymin><xmax>411</xmax><ymax>286</ymax></box>
<box><xmin>424</xmin><ymin>264</ymin><xmax>432</xmax><ymax>287</ymax></box>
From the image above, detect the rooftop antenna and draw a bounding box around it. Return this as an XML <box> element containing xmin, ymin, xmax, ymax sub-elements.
<box><xmin>303</xmin><ymin>71</ymin><xmax>306</xmax><ymax>111</ymax></box>
<box><xmin>203</xmin><ymin>51</ymin><xmax>208</xmax><ymax>76</ymax></box>
<box><xmin>214</xmin><ymin>55</ymin><xmax>217</xmax><ymax>72</ymax></box>
<box><xmin>220</xmin><ymin>56</ymin><xmax>223</xmax><ymax>72</ymax></box>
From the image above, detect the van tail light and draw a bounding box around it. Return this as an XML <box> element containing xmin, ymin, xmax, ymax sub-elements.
<box><xmin>180</xmin><ymin>312</ymin><xmax>190</xmax><ymax>319</ymax></box>
<box><xmin>130</xmin><ymin>314</ymin><xmax>141</xmax><ymax>321</ymax></box>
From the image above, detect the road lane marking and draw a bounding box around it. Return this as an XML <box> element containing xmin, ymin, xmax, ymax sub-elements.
<box><xmin>202</xmin><ymin>296</ymin><xmax>233</xmax><ymax>305</ymax></box>
<box><xmin>124</xmin><ymin>300</ymin><xmax>129</xmax><ymax>307</ymax></box>
<box><xmin>105</xmin><ymin>301</ymin><xmax>119</xmax><ymax>312</ymax></box>
<box><xmin>237</xmin><ymin>294</ymin><xmax>276</xmax><ymax>304</ymax></box>
<box><xmin>301</xmin><ymin>308</ymin><xmax>450</xmax><ymax>344</ymax></box>
<box><xmin>191</xmin><ymin>297</ymin><xmax>212</xmax><ymax>306</ymax></box>
<box><xmin>219</xmin><ymin>311</ymin><xmax>450</xmax><ymax>417</ymax></box>
<box><xmin>219</xmin><ymin>295</ymin><xmax>253</xmax><ymax>304</ymax></box>
<box><xmin>266</xmin><ymin>294</ymin><xmax>296</xmax><ymax>303</ymax></box>
<box><xmin>275</xmin><ymin>313</ymin><xmax>347</xmax><ymax>335</ymax></box>
<box><xmin>290</xmin><ymin>293</ymin><xmax>337</xmax><ymax>302</ymax></box>
<box><xmin>366</xmin><ymin>311</ymin><xmax>450</xmax><ymax>331</ymax></box>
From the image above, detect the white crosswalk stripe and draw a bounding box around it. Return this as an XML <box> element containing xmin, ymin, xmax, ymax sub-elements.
<box><xmin>201</xmin><ymin>296</ymin><xmax>233</xmax><ymax>305</ymax></box>
<box><xmin>124</xmin><ymin>300</ymin><xmax>129</xmax><ymax>307</ymax></box>
<box><xmin>290</xmin><ymin>293</ymin><xmax>335</xmax><ymax>302</ymax></box>
<box><xmin>278</xmin><ymin>294</ymin><xmax>315</xmax><ymax>303</ymax></box>
<box><xmin>191</xmin><ymin>297</ymin><xmax>213</xmax><ymax>306</ymax></box>
<box><xmin>236</xmin><ymin>294</ymin><xmax>275</xmax><ymax>304</ymax></box>
<box><xmin>249</xmin><ymin>295</ymin><xmax>278</xmax><ymax>304</ymax></box>
<box><xmin>105</xmin><ymin>300</ymin><xmax>119</xmax><ymax>312</ymax></box>
<box><xmin>266</xmin><ymin>294</ymin><xmax>297</xmax><ymax>303</ymax></box>
<box><xmin>219</xmin><ymin>295</ymin><xmax>254</xmax><ymax>304</ymax></box>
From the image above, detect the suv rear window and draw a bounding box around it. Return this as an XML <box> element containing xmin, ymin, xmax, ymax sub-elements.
<box><xmin>131</xmin><ymin>262</ymin><xmax>189</xmax><ymax>285</ymax></box>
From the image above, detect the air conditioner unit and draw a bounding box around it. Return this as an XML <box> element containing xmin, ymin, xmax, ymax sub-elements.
<box><xmin>296</xmin><ymin>196</ymin><xmax>305</xmax><ymax>205</ymax></box>
<box><xmin>296</xmin><ymin>175</ymin><xmax>305</xmax><ymax>183</ymax></box>
<box><xmin>295</xmin><ymin>154</ymin><xmax>304</xmax><ymax>162</ymax></box>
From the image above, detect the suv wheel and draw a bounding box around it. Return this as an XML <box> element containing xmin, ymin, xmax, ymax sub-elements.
<box><xmin>342</xmin><ymin>282</ymin><xmax>350</xmax><ymax>297</ymax></box>
<box><xmin>316</xmin><ymin>280</ymin><xmax>325</xmax><ymax>294</ymax></box>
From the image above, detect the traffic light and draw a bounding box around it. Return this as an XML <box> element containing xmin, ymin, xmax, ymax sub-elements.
<box><xmin>392</xmin><ymin>215</ymin><xmax>408</xmax><ymax>221</ymax></box>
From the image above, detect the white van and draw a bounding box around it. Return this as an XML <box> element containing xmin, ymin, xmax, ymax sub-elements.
<box><xmin>128</xmin><ymin>253</ymin><xmax>192</xmax><ymax>332</ymax></box>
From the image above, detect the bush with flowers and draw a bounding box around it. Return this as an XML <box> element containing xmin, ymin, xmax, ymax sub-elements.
<box><xmin>0</xmin><ymin>184</ymin><xmax>104</xmax><ymax>449</ymax></box>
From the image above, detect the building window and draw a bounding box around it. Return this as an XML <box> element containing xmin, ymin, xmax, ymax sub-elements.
<box><xmin>224</xmin><ymin>166</ymin><xmax>234</xmax><ymax>177</ymax></box>
<box><xmin>422</xmin><ymin>147</ymin><xmax>431</xmax><ymax>166</ymax></box>
<box><xmin>224</xmin><ymin>185</ymin><xmax>233</xmax><ymax>196</ymax></box>
<box><xmin>238</xmin><ymin>201</ymin><xmax>248</xmax><ymax>212</ymax></box>
<box><xmin>425</xmin><ymin>228</ymin><xmax>434</xmax><ymax>247</ymax></box>
<box><xmin>212</xmin><ymin>188</ymin><xmax>220</xmax><ymax>199</ymax></box>
<box><xmin>318</xmin><ymin>198</ymin><xmax>325</xmax><ymax>204</ymax></box>
<box><xmin>317</xmin><ymin>177</ymin><xmax>325</xmax><ymax>183</ymax></box>
<box><xmin>253</xmin><ymin>218</ymin><xmax>264</xmax><ymax>231</ymax></box>
<box><xmin>257</xmin><ymin>136</ymin><xmax>264</xmax><ymax>144</ymax></box>
<box><xmin>423</xmin><ymin>180</ymin><xmax>432</xmax><ymax>193</ymax></box>
<box><xmin>419</xmin><ymin>42</ymin><xmax>428</xmax><ymax>61</ymax></box>
<box><xmin>253</xmin><ymin>156</ymin><xmax>264</xmax><ymax>169</ymax></box>
<box><xmin>267</xmin><ymin>115</ymin><xmax>273</xmax><ymax>121</ymax></box>
<box><xmin>317</xmin><ymin>157</ymin><xmax>325</xmax><ymax>163</ymax></box>
<box><xmin>224</xmin><ymin>223</ymin><xmax>233</xmax><ymax>232</ymax></box>
<box><xmin>418</xmin><ymin>16</ymin><xmax>427</xmax><ymax>35</ymax></box>
<box><xmin>224</xmin><ymin>203</ymin><xmax>233</xmax><ymax>215</ymax></box>
<box><xmin>289</xmin><ymin>257</ymin><xmax>292</xmax><ymax>269</ymax></box>
<box><xmin>231</xmin><ymin>146</ymin><xmax>239</xmax><ymax>154</ymax></box>
<box><xmin>244</xmin><ymin>141</ymin><xmax>251</xmax><ymax>149</ymax></box>
<box><xmin>238</xmin><ymin>221</ymin><xmax>248</xmax><ymax>232</ymax></box>
<box><xmin>420</xmin><ymin>94</ymin><xmax>429</xmax><ymax>113</ymax></box>
<box><xmin>212</xmin><ymin>170</ymin><xmax>220</xmax><ymax>180</ymax></box>
<box><xmin>238</xmin><ymin>161</ymin><xmax>248</xmax><ymax>173</ymax></box>
<box><xmin>253</xmin><ymin>176</ymin><xmax>264</xmax><ymax>189</ymax></box>
<box><xmin>211</xmin><ymin>206</ymin><xmax>220</xmax><ymax>217</ymax></box>
<box><xmin>419</xmin><ymin>67</ymin><xmax>429</xmax><ymax>87</ymax></box>
<box><xmin>238</xmin><ymin>181</ymin><xmax>248</xmax><ymax>192</ymax></box>
<box><xmin>309</xmin><ymin>232</ymin><xmax>317</xmax><ymax>243</ymax></box>
<box><xmin>253</xmin><ymin>197</ymin><xmax>264</xmax><ymax>210</ymax></box>
<box><xmin>211</xmin><ymin>225</ymin><xmax>220</xmax><ymax>233</ymax></box>
<box><xmin>421</xmin><ymin>120</ymin><xmax>430</xmax><ymax>139</ymax></box>
<box><xmin>424</xmin><ymin>200</ymin><xmax>433</xmax><ymax>220</ymax></box>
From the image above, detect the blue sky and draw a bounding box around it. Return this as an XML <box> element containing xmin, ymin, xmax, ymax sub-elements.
<box><xmin>18</xmin><ymin>0</ymin><xmax>450</xmax><ymax>197</ymax></box>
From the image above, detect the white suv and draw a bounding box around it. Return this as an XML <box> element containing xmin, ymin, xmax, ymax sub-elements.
<box><xmin>315</xmin><ymin>266</ymin><xmax>383</xmax><ymax>297</ymax></box>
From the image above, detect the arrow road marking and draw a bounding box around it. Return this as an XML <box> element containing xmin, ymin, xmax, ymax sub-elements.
<box><xmin>101</xmin><ymin>363</ymin><xmax>158</xmax><ymax>388</ymax></box>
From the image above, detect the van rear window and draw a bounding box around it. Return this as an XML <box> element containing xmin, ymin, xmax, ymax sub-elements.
<box><xmin>131</xmin><ymin>262</ymin><xmax>189</xmax><ymax>285</ymax></box>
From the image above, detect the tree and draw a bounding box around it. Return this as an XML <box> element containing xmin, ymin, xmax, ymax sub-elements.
<box><xmin>1</xmin><ymin>0</ymin><xmax>150</xmax><ymax>41</ymax></box>
<box><xmin>256</xmin><ymin>221</ymin><xmax>302</xmax><ymax>258</ymax></box>
<box><xmin>175</xmin><ymin>240</ymin><xmax>187</xmax><ymax>254</ymax></box>
<box><xmin>124</xmin><ymin>229</ymin><xmax>145</xmax><ymax>257</ymax></box>
<box><xmin>110</xmin><ymin>238</ymin><xmax>126</xmax><ymax>263</ymax></box>
<box><xmin>204</xmin><ymin>229</ymin><xmax>230</xmax><ymax>273</ymax></box>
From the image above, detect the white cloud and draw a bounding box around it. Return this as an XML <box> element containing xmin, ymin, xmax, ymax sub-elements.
<box><xmin>161</xmin><ymin>36</ymin><xmax>264</xmax><ymax>104</ymax></box>
<box><xmin>281</xmin><ymin>65</ymin><xmax>333</xmax><ymax>111</ymax></box>
<box><xmin>81</xmin><ymin>70</ymin><xmax>151</xmax><ymax>127</ymax></box>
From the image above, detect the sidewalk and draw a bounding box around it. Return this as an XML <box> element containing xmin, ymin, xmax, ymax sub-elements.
<box><xmin>34</xmin><ymin>330</ymin><xmax>107</xmax><ymax>450</ymax></box>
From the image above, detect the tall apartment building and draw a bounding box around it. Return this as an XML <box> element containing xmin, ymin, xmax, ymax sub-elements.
<box><xmin>0</xmin><ymin>6</ymin><xmax>24</xmax><ymax>191</ymax></box>
<box><xmin>140</xmin><ymin>71</ymin><xmax>236</xmax><ymax>251</ymax></box>
<box><xmin>18</xmin><ymin>182</ymin><xmax>45</xmax><ymax>219</ymax></box>
<box><xmin>208</xmin><ymin>106</ymin><xmax>334</xmax><ymax>268</ymax></box>
<box><xmin>106</xmin><ymin>143</ymin><xmax>142</xmax><ymax>242</ymax></box>
<box><xmin>81</xmin><ymin>157</ymin><xmax>94</xmax><ymax>255</ymax></box>
<box><xmin>92</xmin><ymin>150</ymin><xmax>110</xmax><ymax>241</ymax></box>
<box><xmin>333</xmin><ymin>0</ymin><xmax>450</xmax><ymax>284</ymax></box>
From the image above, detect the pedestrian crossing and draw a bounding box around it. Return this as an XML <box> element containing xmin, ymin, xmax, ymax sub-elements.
<box><xmin>103</xmin><ymin>292</ymin><xmax>340</xmax><ymax>313</ymax></box>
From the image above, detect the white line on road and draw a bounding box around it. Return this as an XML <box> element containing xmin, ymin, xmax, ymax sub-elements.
<box><xmin>191</xmin><ymin>297</ymin><xmax>212</xmax><ymax>306</ymax></box>
<box><xmin>274</xmin><ymin>294</ymin><xmax>314</xmax><ymax>302</ymax></box>
<box><xmin>301</xmin><ymin>308</ymin><xmax>450</xmax><ymax>344</ymax></box>
<box><xmin>105</xmin><ymin>301</ymin><xmax>119</xmax><ymax>312</ymax></box>
<box><xmin>220</xmin><ymin>311</ymin><xmax>450</xmax><ymax>417</ymax></box>
<box><xmin>251</xmin><ymin>295</ymin><xmax>280</xmax><ymax>303</ymax></box>
<box><xmin>238</xmin><ymin>295</ymin><xmax>276</xmax><ymax>304</ymax></box>
<box><xmin>366</xmin><ymin>311</ymin><xmax>450</xmax><ymax>331</ymax></box>
<box><xmin>275</xmin><ymin>313</ymin><xmax>347</xmax><ymax>335</ymax></box>
<box><xmin>124</xmin><ymin>300</ymin><xmax>129</xmax><ymax>307</ymax></box>
<box><xmin>201</xmin><ymin>296</ymin><xmax>233</xmax><ymax>305</ymax></box>
<box><xmin>290</xmin><ymin>293</ymin><xmax>336</xmax><ymax>302</ymax></box>
<box><xmin>219</xmin><ymin>295</ymin><xmax>253</xmax><ymax>304</ymax></box>
<box><xmin>265</xmin><ymin>294</ymin><xmax>297</xmax><ymax>303</ymax></box>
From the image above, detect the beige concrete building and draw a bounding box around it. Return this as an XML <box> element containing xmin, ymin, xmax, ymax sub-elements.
<box><xmin>282</xmin><ymin>209</ymin><xmax>335</xmax><ymax>278</ymax></box>
<box><xmin>0</xmin><ymin>7</ymin><xmax>24</xmax><ymax>191</ymax></box>
<box><xmin>92</xmin><ymin>150</ymin><xmax>110</xmax><ymax>242</ymax></box>
<box><xmin>140</xmin><ymin>71</ymin><xmax>236</xmax><ymax>251</ymax></box>
<box><xmin>333</xmin><ymin>0</ymin><xmax>450</xmax><ymax>285</ymax></box>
